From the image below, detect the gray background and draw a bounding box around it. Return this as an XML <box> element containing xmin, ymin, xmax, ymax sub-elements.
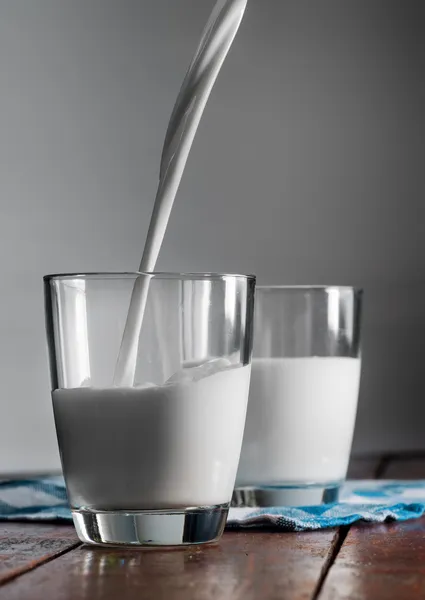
<box><xmin>0</xmin><ymin>0</ymin><xmax>423</xmax><ymax>472</ymax></box>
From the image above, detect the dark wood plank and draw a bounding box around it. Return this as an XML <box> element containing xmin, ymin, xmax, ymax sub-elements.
<box><xmin>381</xmin><ymin>457</ymin><xmax>425</xmax><ymax>479</ymax></box>
<box><xmin>347</xmin><ymin>455</ymin><xmax>381</xmax><ymax>479</ymax></box>
<box><xmin>0</xmin><ymin>530</ymin><xmax>337</xmax><ymax>600</ymax></box>
<box><xmin>0</xmin><ymin>523</ymin><xmax>79</xmax><ymax>585</ymax></box>
<box><xmin>320</xmin><ymin>518</ymin><xmax>425</xmax><ymax>599</ymax></box>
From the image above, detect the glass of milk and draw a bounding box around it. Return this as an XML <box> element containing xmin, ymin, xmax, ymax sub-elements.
<box><xmin>44</xmin><ymin>272</ymin><xmax>255</xmax><ymax>546</ymax></box>
<box><xmin>235</xmin><ymin>286</ymin><xmax>362</xmax><ymax>507</ymax></box>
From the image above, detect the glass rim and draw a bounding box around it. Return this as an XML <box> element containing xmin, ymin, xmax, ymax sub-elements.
<box><xmin>257</xmin><ymin>285</ymin><xmax>363</xmax><ymax>294</ymax></box>
<box><xmin>43</xmin><ymin>271</ymin><xmax>256</xmax><ymax>283</ymax></box>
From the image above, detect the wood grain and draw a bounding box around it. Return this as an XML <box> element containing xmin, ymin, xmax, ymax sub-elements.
<box><xmin>2</xmin><ymin>452</ymin><xmax>425</xmax><ymax>598</ymax></box>
<box><xmin>319</xmin><ymin>518</ymin><xmax>425</xmax><ymax>599</ymax></box>
<box><xmin>0</xmin><ymin>523</ymin><xmax>79</xmax><ymax>585</ymax></box>
<box><xmin>347</xmin><ymin>456</ymin><xmax>381</xmax><ymax>479</ymax></box>
<box><xmin>381</xmin><ymin>457</ymin><xmax>425</xmax><ymax>480</ymax></box>
<box><xmin>0</xmin><ymin>530</ymin><xmax>336</xmax><ymax>600</ymax></box>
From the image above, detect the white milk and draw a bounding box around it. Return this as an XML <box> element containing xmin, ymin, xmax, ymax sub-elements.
<box><xmin>53</xmin><ymin>363</ymin><xmax>251</xmax><ymax>510</ymax></box>
<box><xmin>113</xmin><ymin>0</ymin><xmax>248</xmax><ymax>386</ymax></box>
<box><xmin>236</xmin><ymin>357</ymin><xmax>361</xmax><ymax>486</ymax></box>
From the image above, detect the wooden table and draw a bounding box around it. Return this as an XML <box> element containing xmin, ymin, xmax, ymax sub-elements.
<box><xmin>1</xmin><ymin>453</ymin><xmax>424</xmax><ymax>599</ymax></box>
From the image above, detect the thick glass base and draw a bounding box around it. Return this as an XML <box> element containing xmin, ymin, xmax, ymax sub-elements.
<box><xmin>232</xmin><ymin>483</ymin><xmax>342</xmax><ymax>507</ymax></box>
<box><xmin>72</xmin><ymin>504</ymin><xmax>229</xmax><ymax>547</ymax></box>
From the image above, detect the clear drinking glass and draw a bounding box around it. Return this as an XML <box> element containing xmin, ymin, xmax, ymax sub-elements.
<box><xmin>234</xmin><ymin>286</ymin><xmax>362</xmax><ymax>507</ymax></box>
<box><xmin>44</xmin><ymin>272</ymin><xmax>255</xmax><ymax>546</ymax></box>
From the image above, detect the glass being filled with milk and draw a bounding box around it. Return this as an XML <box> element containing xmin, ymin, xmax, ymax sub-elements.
<box><xmin>235</xmin><ymin>286</ymin><xmax>362</xmax><ymax>507</ymax></box>
<box><xmin>44</xmin><ymin>272</ymin><xmax>255</xmax><ymax>546</ymax></box>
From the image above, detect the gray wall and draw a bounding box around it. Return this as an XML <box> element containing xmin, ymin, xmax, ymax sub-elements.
<box><xmin>0</xmin><ymin>0</ymin><xmax>423</xmax><ymax>472</ymax></box>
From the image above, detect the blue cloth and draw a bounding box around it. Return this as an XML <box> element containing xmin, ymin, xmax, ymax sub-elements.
<box><xmin>1</xmin><ymin>478</ymin><xmax>424</xmax><ymax>531</ymax></box>
<box><xmin>0</xmin><ymin>477</ymin><xmax>70</xmax><ymax>521</ymax></box>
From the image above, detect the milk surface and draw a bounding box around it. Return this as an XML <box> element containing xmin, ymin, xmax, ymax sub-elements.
<box><xmin>53</xmin><ymin>363</ymin><xmax>251</xmax><ymax>510</ymax></box>
<box><xmin>236</xmin><ymin>357</ymin><xmax>361</xmax><ymax>486</ymax></box>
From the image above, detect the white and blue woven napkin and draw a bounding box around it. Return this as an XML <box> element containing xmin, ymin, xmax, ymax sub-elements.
<box><xmin>0</xmin><ymin>478</ymin><xmax>424</xmax><ymax>531</ymax></box>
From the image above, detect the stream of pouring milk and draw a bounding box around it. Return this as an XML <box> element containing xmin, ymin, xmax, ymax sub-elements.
<box><xmin>113</xmin><ymin>0</ymin><xmax>248</xmax><ymax>387</ymax></box>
